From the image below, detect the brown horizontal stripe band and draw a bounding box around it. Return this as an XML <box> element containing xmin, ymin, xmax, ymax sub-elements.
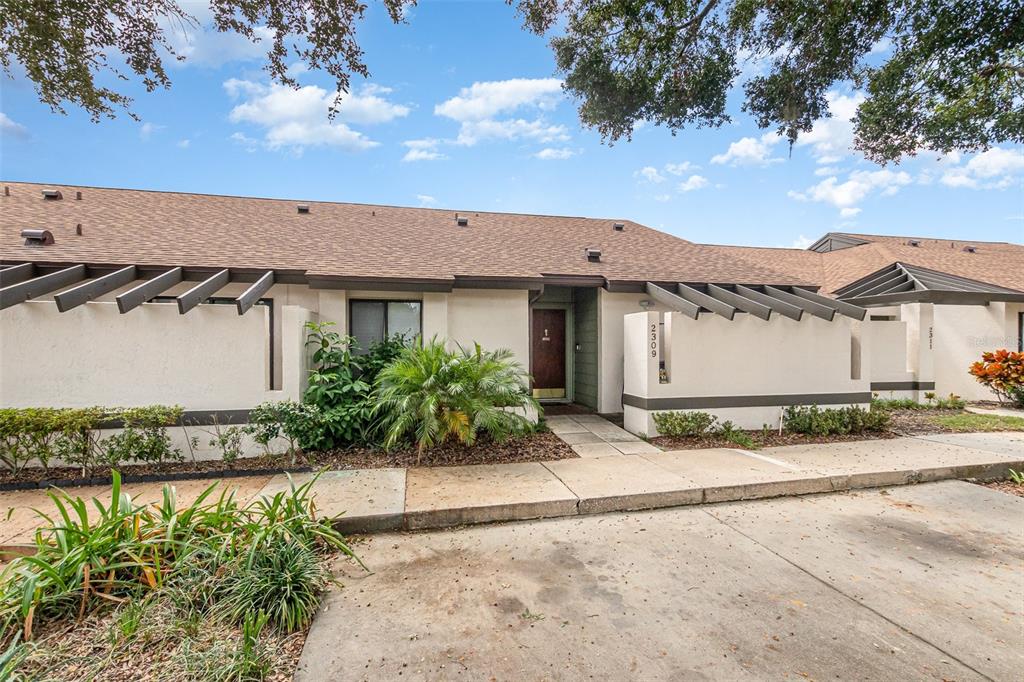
<box><xmin>622</xmin><ymin>393</ymin><xmax>872</xmax><ymax>410</ymax></box>
<box><xmin>870</xmin><ymin>381</ymin><xmax>936</xmax><ymax>391</ymax></box>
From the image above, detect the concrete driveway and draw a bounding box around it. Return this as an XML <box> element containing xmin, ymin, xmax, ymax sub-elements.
<box><xmin>297</xmin><ymin>480</ymin><xmax>1023</xmax><ymax>681</ymax></box>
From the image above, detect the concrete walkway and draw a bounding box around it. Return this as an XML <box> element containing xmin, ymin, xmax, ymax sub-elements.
<box><xmin>298</xmin><ymin>480</ymin><xmax>1023</xmax><ymax>681</ymax></box>
<box><xmin>3</xmin><ymin>430</ymin><xmax>1022</xmax><ymax>549</ymax></box>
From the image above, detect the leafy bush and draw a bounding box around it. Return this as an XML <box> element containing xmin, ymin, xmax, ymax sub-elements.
<box><xmin>933</xmin><ymin>393</ymin><xmax>966</xmax><ymax>410</ymax></box>
<box><xmin>299</xmin><ymin>322</ymin><xmax>411</xmax><ymax>450</ymax></box>
<box><xmin>99</xmin><ymin>405</ymin><xmax>183</xmax><ymax>467</ymax></box>
<box><xmin>373</xmin><ymin>338</ymin><xmax>539</xmax><ymax>458</ymax></box>
<box><xmin>246</xmin><ymin>400</ymin><xmax>323</xmax><ymax>463</ymax></box>
<box><xmin>969</xmin><ymin>349</ymin><xmax>1024</xmax><ymax>403</ymax></box>
<box><xmin>1009</xmin><ymin>385</ymin><xmax>1024</xmax><ymax>409</ymax></box>
<box><xmin>716</xmin><ymin>420</ymin><xmax>757</xmax><ymax>449</ymax></box>
<box><xmin>0</xmin><ymin>406</ymin><xmax>183</xmax><ymax>475</ymax></box>
<box><xmin>783</xmin><ymin>405</ymin><xmax>890</xmax><ymax>436</ymax></box>
<box><xmin>204</xmin><ymin>419</ymin><xmax>244</xmax><ymax>464</ymax></box>
<box><xmin>0</xmin><ymin>471</ymin><xmax>359</xmax><ymax>639</ymax></box>
<box><xmin>652</xmin><ymin>410</ymin><xmax>718</xmax><ymax>438</ymax></box>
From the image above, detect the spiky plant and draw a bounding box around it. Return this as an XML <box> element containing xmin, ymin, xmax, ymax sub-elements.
<box><xmin>373</xmin><ymin>338</ymin><xmax>540</xmax><ymax>460</ymax></box>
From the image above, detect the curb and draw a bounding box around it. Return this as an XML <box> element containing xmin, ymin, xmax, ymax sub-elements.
<box><xmin>332</xmin><ymin>459</ymin><xmax>1023</xmax><ymax>535</ymax></box>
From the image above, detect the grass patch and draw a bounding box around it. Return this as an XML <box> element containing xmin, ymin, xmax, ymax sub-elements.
<box><xmin>929</xmin><ymin>413</ymin><xmax>1024</xmax><ymax>432</ymax></box>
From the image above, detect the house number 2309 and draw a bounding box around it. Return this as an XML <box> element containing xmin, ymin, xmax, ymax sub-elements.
<box><xmin>649</xmin><ymin>323</ymin><xmax>658</xmax><ymax>357</ymax></box>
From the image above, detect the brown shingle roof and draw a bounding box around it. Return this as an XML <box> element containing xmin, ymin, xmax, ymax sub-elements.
<box><xmin>0</xmin><ymin>181</ymin><xmax>819</xmax><ymax>287</ymax></box>
<box><xmin>817</xmin><ymin>234</ymin><xmax>1024</xmax><ymax>293</ymax></box>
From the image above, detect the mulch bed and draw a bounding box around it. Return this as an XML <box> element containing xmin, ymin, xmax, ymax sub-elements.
<box><xmin>885</xmin><ymin>408</ymin><xmax>1024</xmax><ymax>434</ymax></box>
<box><xmin>0</xmin><ymin>432</ymin><xmax>577</xmax><ymax>491</ymax></box>
<box><xmin>979</xmin><ymin>480</ymin><xmax>1024</xmax><ymax>498</ymax></box>
<box><xmin>651</xmin><ymin>429</ymin><xmax>896</xmax><ymax>451</ymax></box>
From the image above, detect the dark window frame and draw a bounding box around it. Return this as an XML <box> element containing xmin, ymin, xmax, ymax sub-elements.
<box><xmin>150</xmin><ymin>295</ymin><xmax>276</xmax><ymax>389</ymax></box>
<box><xmin>348</xmin><ymin>298</ymin><xmax>423</xmax><ymax>352</ymax></box>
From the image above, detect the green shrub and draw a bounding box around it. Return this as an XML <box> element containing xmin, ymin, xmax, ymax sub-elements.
<box><xmin>1010</xmin><ymin>385</ymin><xmax>1024</xmax><ymax>409</ymax></box>
<box><xmin>652</xmin><ymin>410</ymin><xmax>718</xmax><ymax>437</ymax></box>
<box><xmin>246</xmin><ymin>400</ymin><xmax>323</xmax><ymax>463</ymax></box>
<box><xmin>0</xmin><ymin>471</ymin><xmax>359</xmax><ymax>639</ymax></box>
<box><xmin>299</xmin><ymin>322</ymin><xmax>411</xmax><ymax>449</ymax></box>
<box><xmin>783</xmin><ymin>405</ymin><xmax>890</xmax><ymax>436</ymax></box>
<box><xmin>373</xmin><ymin>338</ymin><xmax>539</xmax><ymax>458</ymax></box>
<box><xmin>933</xmin><ymin>392</ymin><xmax>966</xmax><ymax>410</ymax></box>
<box><xmin>716</xmin><ymin>420</ymin><xmax>757</xmax><ymax>449</ymax></box>
<box><xmin>871</xmin><ymin>397</ymin><xmax>924</xmax><ymax>411</ymax></box>
<box><xmin>100</xmin><ymin>405</ymin><xmax>183</xmax><ymax>467</ymax></box>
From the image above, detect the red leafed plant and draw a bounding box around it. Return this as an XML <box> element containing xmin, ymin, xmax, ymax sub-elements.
<box><xmin>969</xmin><ymin>349</ymin><xmax>1024</xmax><ymax>402</ymax></box>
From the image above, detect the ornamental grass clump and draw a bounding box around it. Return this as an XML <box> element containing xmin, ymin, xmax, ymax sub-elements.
<box><xmin>0</xmin><ymin>471</ymin><xmax>359</xmax><ymax>643</ymax></box>
<box><xmin>373</xmin><ymin>338</ymin><xmax>539</xmax><ymax>459</ymax></box>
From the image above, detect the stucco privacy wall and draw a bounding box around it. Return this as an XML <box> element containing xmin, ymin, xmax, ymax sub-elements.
<box><xmin>865</xmin><ymin>320</ymin><xmax>919</xmax><ymax>399</ymax></box>
<box><xmin>0</xmin><ymin>300</ymin><xmax>312</xmax><ymax>409</ymax></box>
<box><xmin>927</xmin><ymin>302</ymin><xmax>1024</xmax><ymax>401</ymax></box>
<box><xmin>623</xmin><ymin>311</ymin><xmax>871</xmax><ymax>434</ymax></box>
<box><xmin>598</xmin><ymin>290</ymin><xmax>673</xmax><ymax>414</ymax></box>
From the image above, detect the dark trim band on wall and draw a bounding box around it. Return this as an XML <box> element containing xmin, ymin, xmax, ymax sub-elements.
<box><xmin>870</xmin><ymin>381</ymin><xmax>936</xmax><ymax>391</ymax></box>
<box><xmin>96</xmin><ymin>409</ymin><xmax>252</xmax><ymax>429</ymax></box>
<box><xmin>622</xmin><ymin>392</ymin><xmax>873</xmax><ymax>410</ymax></box>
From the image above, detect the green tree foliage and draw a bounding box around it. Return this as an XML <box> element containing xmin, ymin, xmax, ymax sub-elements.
<box><xmin>0</xmin><ymin>0</ymin><xmax>413</xmax><ymax>121</ymax></box>
<box><xmin>516</xmin><ymin>0</ymin><xmax>1024</xmax><ymax>162</ymax></box>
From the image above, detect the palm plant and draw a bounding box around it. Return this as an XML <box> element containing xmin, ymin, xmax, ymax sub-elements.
<box><xmin>373</xmin><ymin>338</ymin><xmax>540</xmax><ymax>460</ymax></box>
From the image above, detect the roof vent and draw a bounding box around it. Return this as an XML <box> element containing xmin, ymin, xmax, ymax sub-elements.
<box><xmin>908</xmin><ymin>239</ymin><xmax>920</xmax><ymax>247</ymax></box>
<box><xmin>585</xmin><ymin>247</ymin><xmax>602</xmax><ymax>263</ymax></box>
<box><xmin>22</xmin><ymin>229</ymin><xmax>54</xmax><ymax>246</ymax></box>
<box><xmin>456</xmin><ymin>215</ymin><xmax>469</xmax><ymax>227</ymax></box>
<box><xmin>41</xmin><ymin>189</ymin><xmax>62</xmax><ymax>200</ymax></box>
<box><xmin>613</xmin><ymin>222</ymin><xmax>625</xmax><ymax>231</ymax></box>
<box><xmin>963</xmin><ymin>245</ymin><xmax>977</xmax><ymax>253</ymax></box>
<box><xmin>297</xmin><ymin>204</ymin><xmax>310</xmax><ymax>214</ymax></box>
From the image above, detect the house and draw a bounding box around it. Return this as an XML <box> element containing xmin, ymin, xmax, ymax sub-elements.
<box><xmin>1</xmin><ymin>182</ymin><xmax>1021</xmax><ymax>440</ymax></box>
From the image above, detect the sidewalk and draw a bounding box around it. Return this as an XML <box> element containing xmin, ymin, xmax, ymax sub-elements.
<box><xmin>3</xmin><ymin>429</ymin><xmax>1022</xmax><ymax>551</ymax></box>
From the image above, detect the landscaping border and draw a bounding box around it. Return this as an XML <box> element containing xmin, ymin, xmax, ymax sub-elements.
<box><xmin>0</xmin><ymin>464</ymin><xmax>313</xmax><ymax>492</ymax></box>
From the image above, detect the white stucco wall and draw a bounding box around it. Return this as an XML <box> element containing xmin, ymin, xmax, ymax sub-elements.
<box><xmin>929</xmin><ymin>302</ymin><xmax>1024</xmax><ymax>401</ymax></box>
<box><xmin>623</xmin><ymin>310</ymin><xmax>871</xmax><ymax>434</ymax></box>
<box><xmin>447</xmin><ymin>288</ymin><xmax>530</xmax><ymax>365</ymax></box>
<box><xmin>598</xmin><ymin>290</ymin><xmax>673</xmax><ymax>414</ymax></box>
<box><xmin>0</xmin><ymin>300</ymin><xmax>312</xmax><ymax>409</ymax></box>
<box><xmin>865</xmin><ymin>320</ymin><xmax>916</xmax><ymax>398</ymax></box>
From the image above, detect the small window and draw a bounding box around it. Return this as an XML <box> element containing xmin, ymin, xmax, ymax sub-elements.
<box><xmin>350</xmin><ymin>300</ymin><xmax>422</xmax><ymax>353</ymax></box>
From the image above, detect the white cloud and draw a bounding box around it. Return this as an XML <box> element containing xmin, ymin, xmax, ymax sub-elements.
<box><xmin>435</xmin><ymin>78</ymin><xmax>562</xmax><ymax>121</ymax></box>
<box><xmin>139</xmin><ymin>122</ymin><xmax>164</xmax><ymax>139</ymax></box>
<box><xmin>0</xmin><ymin>112</ymin><xmax>28</xmax><ymax>138</ymax></box>
<box><xmin>435</xmin><ymin>78</ymin><xmax>568</xmax><ymax>148</ymax></box>
<box><xmin>653</xmin><ymin>193</ymin><xmax>672</xmax><ymax>202</ymax></box>
<box><xmin>635</xmin><ymin>166</ymin><xmax>666</xmax><ymax>183</ymax></box>
<box><xmin>416</xmin><ymin>194</ymin><xmax>437</xmax><ymax>206</ymax></box>
<box><xmin>840</xmin><ymin>207</ymin><xmax>862</xmax><ymax>218</ymax></box>
<box><xmin>225</xmin><ymin>79</ymin><xmax>408</xmax><ymax>152</ymax></box>
<box><xmin>454</xmin><ymin>118</ymin><xmax>568</xmax><ymax>146</ymax></box>
<box><xmin>678</xmin><ymin>174</ymin><xmax>709</xmax><ymax>192</ymax></box>
<box><xmin>939</xmin><ymin>147</ymin><xmax>1024</xmax><ymax>189</ymax></box>
<box><xmin>788</xmin><ymin>169</ymin><xmax>911</xmax><ymax>210</ymax></box>
<box><xmin>664</xmin><ymin>162</ymin><xmax>698</xmax><ymax>175</ymax></box>
<box><xmin>815</xmin><ymin>166</ymin><xmax>840</xmax><ymax>177</ymax></box>
<box><xmin>790</xmin><ymin>235</ymin><xmax>815</xmax><ymax>249</ymax></box>
<box><xmin>793</xmin><ymin>91</ymin><xmax>866</xmax><ymax>163</ymax></box>
<box><xmin>176</xmin><ymin>138</ymin><xmax>191</xmax><ymax>148</ymax></box>
<box><xmin>534</xmin><ymin>147</ymin><xmax>575</xmax><ymax>160</ymax></box>
<box><xmin>401</xmin><ymin>138</ymin><xmax>446</xmax><ymax>162</ymax></box>
<box><xmin>711</xmin><ymin>133</ymin><xmax>782</xmax><ymax>166</ymax></box>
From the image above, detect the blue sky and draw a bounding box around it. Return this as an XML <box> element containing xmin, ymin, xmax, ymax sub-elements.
<box><xmin>1</xmin><ymin>0</ymin><xmax>1022</xmax><ymax>248</ymax></box>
